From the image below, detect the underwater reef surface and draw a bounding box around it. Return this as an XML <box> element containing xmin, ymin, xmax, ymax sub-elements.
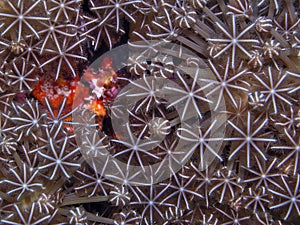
<box><xmin>0</xmin><ymin>0</ymin><xmax>299</xmax><ymax>224</ymax></box>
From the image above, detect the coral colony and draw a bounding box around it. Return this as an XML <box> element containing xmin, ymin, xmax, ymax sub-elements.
<box><xmin>0</xmin><ymin>0</ymin><xmax>299</xmax><ymax>224</ymax></box>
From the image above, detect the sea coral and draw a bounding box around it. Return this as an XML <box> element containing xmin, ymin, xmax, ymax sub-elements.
<box><xmin>0</xmin><ymin>0</ymin><xmax>299</xmax><ymax>224</ymax></box>
<box><xmin>0</xmin><ymin>0</ymin><xmax>49</xmax><ymax>42</ymax></box>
